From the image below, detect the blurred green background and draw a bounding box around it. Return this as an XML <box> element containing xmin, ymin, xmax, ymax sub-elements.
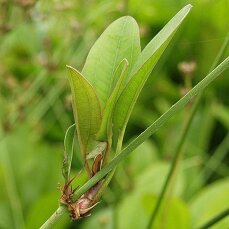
<box><xmin>0</xmin><ymin>0</ymin><xmax>228</xmax><ymax>228</ymax></box>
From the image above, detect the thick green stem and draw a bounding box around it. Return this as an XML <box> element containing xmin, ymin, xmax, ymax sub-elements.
<box><xmin>39</xmin><ymin>206</ymin><xmax>67</xmax><ymax>229</ymax></box>
<box><xmin>40</xmin><ymin>57</ymin><xmax>229</xmax><ymax>229</ymax></box>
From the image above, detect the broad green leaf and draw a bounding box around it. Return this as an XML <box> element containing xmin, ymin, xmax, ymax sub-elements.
<box><xmin>118</xmin><ymin>192</ymin><xmax>190</xmax><ymax>229</ymax></box>
<box><xmin>135</xmin><ymin>162</ymin><xmax>184</xmax><ymax>197</ymax></box>
<box><xmin>97</xmin><ymin>59</ymin><xmax>129</xmax><ymax>141</ymax></box>
<box><xmin>67</xmin><ymin>66</ymin><xmax>102</xmax><ymax>155</ymax></box>
<box><xmin>128</xmin><ymin>140</ymin><xmax>158</xmax><ymax>177</ymax></box>
<box><xmin>112</xmin><ymin>4</ymin><xmax>192</xmax><ymax>147</ymax></box>
<box><xmin>62</xmin><ymin>124</ymin><xmax>75</xmax><ymax>182</ymax></box>
<box><xmin>82</xmin><ymin>16</ymin><xmax>141</xmax><ymax>108</ymax></box>
<box><xmin>190</xmin><ymin>179</ymin><xmax>229</xmax><ymax>229</ymax></box>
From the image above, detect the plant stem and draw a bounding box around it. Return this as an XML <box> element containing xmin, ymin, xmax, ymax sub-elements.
<box><xmin>189</xmin><ymin>132</ymin><xmax>229</xmax><ymax>191</ymax></box>
<box><xmin>147</xmin><ymin>35</ymin><xmax>229</xmax><ymax>228</ymax></box>
<box><xmin>197</xmin><ymin>208</ymin><xmax>229</xmax><ymax>229</ymax></box>
<box><xmin>72</xmin><ymin>57</ymin><xmax>228</xmax><ymax>201</ymax></box>
<box><xmin>147</xmin><ymin>98</ymin><xmax>200</xmax><ymax>229</ymax></box>
<box><xmin>209</xmin><ymin>31</ymin><xmax>229</xmax><ymax>72</ymax></box>
<box><xmin>39</xmin><ymin>206</ymin><xmax>67</xmax><ymax>229</ymax></box>
<box><xmin>40</xmin><ymin>57</ymin><xmax>229</xmax><ymax>228</ymax></box>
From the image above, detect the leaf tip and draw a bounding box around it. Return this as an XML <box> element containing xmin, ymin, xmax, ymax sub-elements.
<box><xmin>66</xmin><ymin>65</ymin><xmax>74</xmax><ymax>71</ymax></box>
<box><xmin>123</xmin><ymin>58</ymin><xmax>129</xmax><ymax>67</ymax></box>
<box><xmin>122</xmin><ymin>15</ymin><xmax>135</xmax><ymax>20</ymax></box>
<box><xmin>66</xmin><ymin>65</ymin><xmax>82</xmax><ymax>77</ymax></box>
<box><xmin>119</xmin><ymin>15</ymin><xmax>138</xmax><ymax>27</ymax></box>
<box><xmin>185</xmin><ymin>4</ymin><xmax>193</xmax><ymax>10</ymax></box>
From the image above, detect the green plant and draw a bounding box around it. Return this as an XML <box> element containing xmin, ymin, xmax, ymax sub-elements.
<box><xmin>40</xmin><ymin>4</ymin><xmax>229</xmax><ymax>228</ymax></box>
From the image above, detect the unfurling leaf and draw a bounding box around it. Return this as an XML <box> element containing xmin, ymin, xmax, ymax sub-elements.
<box><xmin>67</xmin><ymin>66</ymin><xmax>102</xmax><ymax>156</ymax></box>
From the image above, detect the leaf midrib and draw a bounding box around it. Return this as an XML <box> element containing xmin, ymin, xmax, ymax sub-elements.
<box><xmin>108</xmin><ymin>18</ymin><xmax>128</xmax><ymax>99</ymax></box>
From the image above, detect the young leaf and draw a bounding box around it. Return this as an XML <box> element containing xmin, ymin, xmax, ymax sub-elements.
<box><xmin>62</xmin><ymin>124</ymin><xmax>76</xmax><ymax>182</ymax></box>
<box><xmin>82</xmin><ymin>16</ymin><xmax>141</xmax><ymax>108</ymax></box>
<box><xmin>96</xmin><ymin>59</ymin><xmax>129</xmax><ymax>141</ymax></box>
<box><xmin>86</xmin><ymin>141</ymin><xmax>107</xmax><ymax>160</ymax></box>
<box><xmin>73</xmin><ymin>57</ymin><xmax>229</xmax><ymax>201</ymax></box>
<box><xmin>112</xmin><ymin>4</ymin><xmax>193</xmax><ymax>147</ymax></box>
<box><xmin>66</xmin><ymin>66</ymin><xmax>102</xmax><ymax>155</ymax></box>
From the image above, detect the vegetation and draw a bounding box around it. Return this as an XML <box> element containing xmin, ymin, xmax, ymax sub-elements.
<box><xmin>0</xmin><ymin>1</ymin><xmax>228</xmax><ymax>229</ymax></box>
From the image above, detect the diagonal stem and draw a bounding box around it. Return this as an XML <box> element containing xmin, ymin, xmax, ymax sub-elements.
<box><xmin>39</xmin><ymin>206</ymin><xmax>67</xmax><ymax>229</ymax></box>
<box><xmin>146</xmin><ymin>98</ymin><xmax>201</xmax><ymax>229</ymax></box>
<box><xmin>72</xmin><ymin>57</ymin><xmax>229</xmax><ymax>201</ymax></box>
<box><xmin>197</xmin><ymin>208</ymin><xmax>229</xmax><ymax>229</ymax></box>
<box><xmin>146</xmin><ymin>33</ymin><xmax>229</xmax><ymax>228</ymax></box>
<box><xmin>40</xmin><ymin>57</ymin><xmax>229</xmax><ymax>229</ymax></box>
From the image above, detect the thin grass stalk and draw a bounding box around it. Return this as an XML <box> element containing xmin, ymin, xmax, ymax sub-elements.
<box><xmin>147</xmin><ymin>34</ymin><xmax>229</xmax><ymax>228</ymax></box>
<box><xmin>72</xmin><ymin>57</ymin><xmax>228</xmax><ymax>200</ymax></box>
<box><xmin>40</xmin><ymin>57</ymin><xmax>229</xmax><ymax>229</ymax></box>
<box><xmin>147</xmin><ymin>97</ymin><xmax>201</xmax><ymax>228</ymax></box>
<box><xmin>197</xmin><ymin>208</ymin><xmax>229</xmax><ymax>229</ymax></box>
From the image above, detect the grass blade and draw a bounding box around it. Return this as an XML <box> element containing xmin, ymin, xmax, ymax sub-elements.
<box><xmin>147</xmin><ymin>32</ymin><xmax>229</xmax><ymax>228</ymax></box>
<box><xmin>197</xmin><ymin>208</ymin><xmax>229</xmax><ymax>229</ymax></box>
<box><xmin>40</xmin><ymin>55</ymin><xmax>229</xmax><ymax>229</ymax></box>
<box><xmin>73</xmin><ymin>57</ymin><xmax>229</xmax><ymax>200</ymax></box>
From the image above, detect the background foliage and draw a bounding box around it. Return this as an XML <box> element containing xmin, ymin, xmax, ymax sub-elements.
<box><xmin>0</xmin><ymin>0</ymin><xmax>228</xmax><ymax>228</ymax></box>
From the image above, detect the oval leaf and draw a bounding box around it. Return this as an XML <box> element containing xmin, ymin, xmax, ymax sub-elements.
<box><xmin>112</xmin><ymin>4</ymin><xmax>192</xmax><ymax>147</ymax></box>
<box><xmin>67</xmin><ymin>66</ymin><xmax>102</xmax><ymax>155</ymax></box>
<box><xmin>82</xmin><ymin>16</ymin><xmax>141</xmax><ymax>108</ymax></box>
